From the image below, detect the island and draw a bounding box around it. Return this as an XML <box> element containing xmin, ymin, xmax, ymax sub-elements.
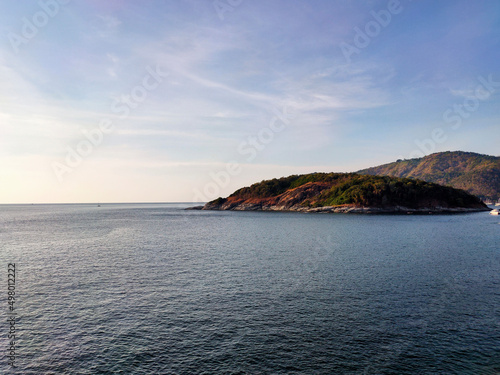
<box><xmin>199</xmin><ymin>173</ymin><xmax>490</xmax><ymax>214</ymax></box>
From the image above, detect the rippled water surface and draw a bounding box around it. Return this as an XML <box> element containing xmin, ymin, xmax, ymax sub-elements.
<box><xmin>0</xmin><ymin>203</ymin><xmax>499</xmax><ymax>374</ymax></box>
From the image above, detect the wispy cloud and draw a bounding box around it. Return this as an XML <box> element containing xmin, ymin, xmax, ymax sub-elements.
<box><xmin>0</xmin><ymin>0</ymin><xmax>498</xmax><ymax>202</ymax></box>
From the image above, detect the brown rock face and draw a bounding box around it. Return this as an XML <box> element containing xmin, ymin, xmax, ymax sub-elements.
<box><xmin>203</xmin><ymin>182</ymin><xmax>332</xmax><ymax>211</ymax></box>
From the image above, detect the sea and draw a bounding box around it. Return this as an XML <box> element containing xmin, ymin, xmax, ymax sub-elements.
<box><xmin>0</xmin><ymin>203</ymin><xmax>498</xmax><ymax>374</ymax></box>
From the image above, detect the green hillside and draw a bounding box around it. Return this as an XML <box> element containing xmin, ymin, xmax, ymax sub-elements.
<box><xmin>358</xmin><ymin>151</ymin><xmax>500</xmax><ymax>201</ymax></box>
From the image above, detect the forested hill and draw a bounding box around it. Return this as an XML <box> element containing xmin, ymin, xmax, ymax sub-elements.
<box><xmin>202</xmin><ymin>173</ymin><xmax>488</xmax><ymax>213</ymax></box>
<box><xmin>358</xmin><ymin>151</ymin><xmax>499</xmax><ymax>201</ymax></box>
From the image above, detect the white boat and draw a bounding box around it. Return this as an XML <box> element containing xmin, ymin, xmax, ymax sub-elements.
<box><xmin>495</xmin><ymin>203</ymin><xmax>500</xmax><ymax>207</ymax></box>
<box><xmin>490</xmin><ymin>209</ymin><xmax>499</xmax><ymax>215</ymax></box>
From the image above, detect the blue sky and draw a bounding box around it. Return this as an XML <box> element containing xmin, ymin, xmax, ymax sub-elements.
<box><xmin>0</xmin><ymin>0</ymin><xmax>499</xmax><ymax>203</ymax></box>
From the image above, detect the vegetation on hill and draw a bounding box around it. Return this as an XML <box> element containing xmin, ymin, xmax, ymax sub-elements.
<box><xmin>230</xmin><ymin>173</ymin><xmax>343</xmax><ymax>199</ymax></box>
<box><xmin>208</xmin><ymin>172</ymin><xmax>486</xmax><ymax>211</ymax></box>
<box><xmin>358</xmin><ymin>151</ymin><xmax>499</xmax><ymax>201</ymax></box>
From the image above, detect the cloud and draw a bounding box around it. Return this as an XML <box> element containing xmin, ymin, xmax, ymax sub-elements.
<box><xmin>94</xmin><ymin>15</ymin><xmax>122</xmax><ymax>38</ymax></box>
<box><xmin>1</xmin><ymin>0</ymin><xmax>498</xmax><ymax>202</ymax></box>
<box><xmin>449</xmin><ymin>88</ymin><xmax>477</xmax><ymax>99</ymax></box>
<box><xmin>114</xmin><ymin>128</ymin><xmax>230</xmax><ymax>142</ymax></box>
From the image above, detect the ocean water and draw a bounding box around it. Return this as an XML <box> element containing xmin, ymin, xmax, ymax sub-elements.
<box><xmin>0</xmin><ymin>203</ymin><xmax>498</xmax><ymax>374</ymax></box>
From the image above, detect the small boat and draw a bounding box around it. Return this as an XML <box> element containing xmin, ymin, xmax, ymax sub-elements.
<box><xmin>490</xmin><ymin>209</ymin><xmax>499</xmax><ymax>215</ymax></box>
<box><xmin>495</xmin><ymin>203</ymin><xmax>500</xmax><ymax>207</ymax></box>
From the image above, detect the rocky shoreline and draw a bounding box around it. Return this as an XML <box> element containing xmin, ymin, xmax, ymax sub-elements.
<box><xmin>191</xmin><ymin>203</ymin><xmax>490</xmax><ymax>214</ymax></box>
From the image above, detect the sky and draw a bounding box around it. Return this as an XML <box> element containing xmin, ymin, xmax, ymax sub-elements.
<box><xmin>0</xmin><ymin>0</ymin><xmax>499</xmax><ymax>203</ymax></box>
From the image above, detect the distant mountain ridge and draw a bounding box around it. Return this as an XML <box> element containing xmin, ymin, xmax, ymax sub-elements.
<box><xmin>358</xmin><ymin>151</ymin><xmax>499</xmax><ymax>201</ymax></box>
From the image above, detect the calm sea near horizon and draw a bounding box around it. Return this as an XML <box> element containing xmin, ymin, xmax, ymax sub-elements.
<box><xmin>0</xmin><ymin>203</ymin><xmax>498</xmax><ymax>374</ymax></box>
